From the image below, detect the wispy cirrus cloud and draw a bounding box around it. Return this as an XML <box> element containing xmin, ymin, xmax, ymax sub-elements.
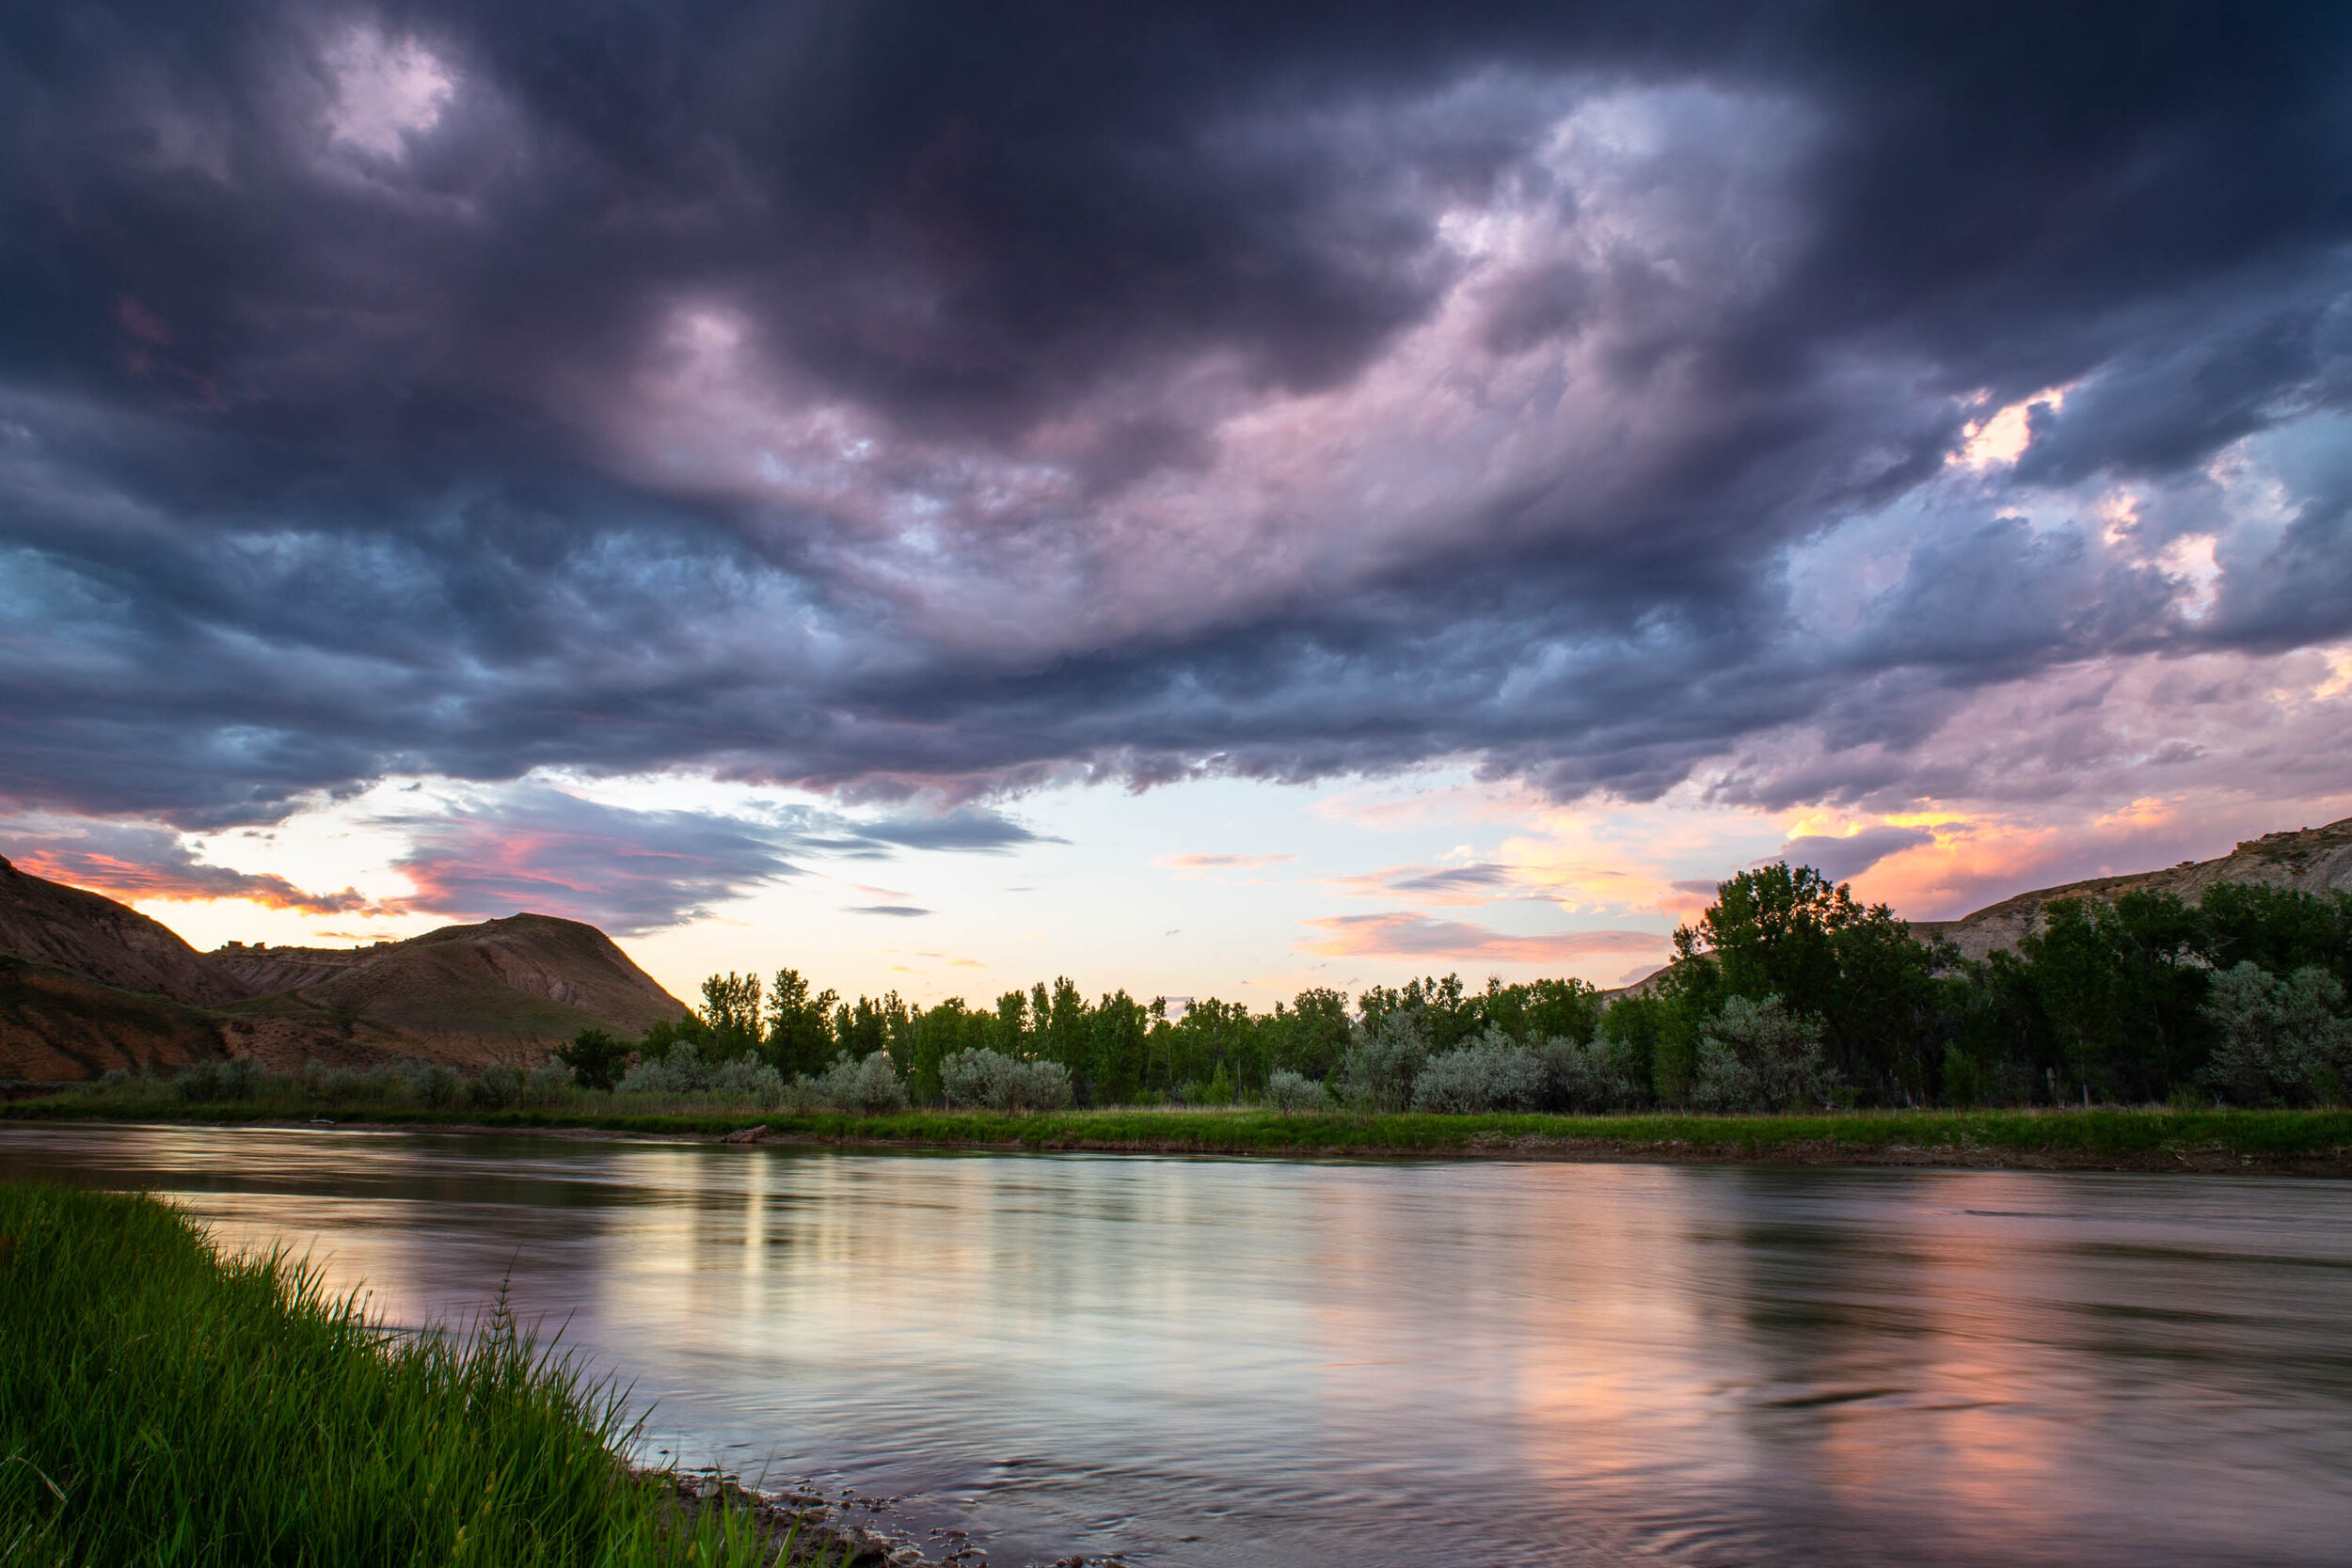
<box><xmin>1152</xmin><ymin>852</ymin><xmax>1298</xmax><ymax>879</ymax></box>
<box><xmin>1298</xmin><ymin>911</ymin><xmax>1670</xmax><ymax>971</ymax></box>
<box><xmin>1327</xmin><ymin>863</ymin><xmax>1527</xmax><ymax>904</ymax></box>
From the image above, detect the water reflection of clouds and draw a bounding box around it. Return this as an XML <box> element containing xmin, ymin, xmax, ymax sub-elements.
<box><xmin>5</xmin><ymin>1127</ymin><xmax>2350</xmax><ymax>1567</ymax></box>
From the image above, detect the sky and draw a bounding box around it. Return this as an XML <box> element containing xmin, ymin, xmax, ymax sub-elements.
<box><xmin>4</xmin><ymin>2</ymin><xmax>2351</xmax><ymax>1010</ymax></box>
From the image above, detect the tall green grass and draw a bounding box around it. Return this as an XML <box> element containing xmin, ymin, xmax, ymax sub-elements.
<box><xmin>0</xmin><ymin>1181</ymin><xmax>839</xmax><ymax>1566</ymax></box>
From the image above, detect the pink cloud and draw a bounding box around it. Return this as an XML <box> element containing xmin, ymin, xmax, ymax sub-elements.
<box><xmin>14</xmin><ymin>844</ymin><xmax>391</xmax><ymax>917</ymax></box>
<box><xmin>1152</xmin><ymin>851</ymin><xmax>1298</xmax><ymax>878</ymax></box>
<box><xmin>1298</xmin><ymin>911</ymin><xmax>1670</xmax><ymax>969</ymax></box>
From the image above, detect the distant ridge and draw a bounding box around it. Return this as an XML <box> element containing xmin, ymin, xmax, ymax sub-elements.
<box><xmin>0</xmin><ymin>855</ymin><xmax>250</xmax><ymax>1006</ymax></box>
<box><xmin>211</xmin><ymin>914</ymin><xmax>688</xmax><ymax>1048</ymax></box>
<box><xmin>0</xmin><ymin>854</ymin><xmax>688</xmax><ymax>1083</ymax></box>
<box><xmin>1917</xmin><ymin>816</ymin><xmax>2352</xmax><ymax>959</ymax></box>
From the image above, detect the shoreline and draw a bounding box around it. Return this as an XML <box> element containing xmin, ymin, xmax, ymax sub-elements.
<box><xmin>8</xmin><ymin>1102</ymin><xmax>2350</xmax><ymax>1176</ymax></box>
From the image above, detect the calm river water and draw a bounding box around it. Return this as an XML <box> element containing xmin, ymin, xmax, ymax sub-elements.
<box><xmin>9</xmin><ymin>1124</ymin><xmax>2349</xmax><ymax>1566</ymax></box>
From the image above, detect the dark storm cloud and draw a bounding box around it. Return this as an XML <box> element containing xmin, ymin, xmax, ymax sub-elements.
<box><xmin>384</xmin><ymin>787</ymin><xmax>802</xmax><ymax>933</ymax></box>
<box><xmin>380</xmin><ymin>791</ymin><xmax>1043</xmax><ymax>929</ymax></box>
<box><xmin>1772</xmin><ymin>827</ymin><xmax>1935</xmax><ymax>885</ymax></box>
<box><xmin>2</xmin><ymin>0</ymin><xmax>2350</xmax><ymax>832</ymax></box>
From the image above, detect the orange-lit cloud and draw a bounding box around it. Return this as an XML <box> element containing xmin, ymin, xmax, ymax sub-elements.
<box><xmin>1298</xmin><ymin>911</ymin><xmax>1670</xmax><ymax>970</ymax></box>
<box><xmin>1153</xmin><ymin>851</ymin><xmax>1299</xmax><ymax>877</ymax></box>
<box><xmin>14</xmin><ymin>846</ymin><xmax>393</xmax><ymax>916</ymax></box>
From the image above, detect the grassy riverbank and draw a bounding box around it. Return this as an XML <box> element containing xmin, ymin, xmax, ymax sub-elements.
<box><xmin>0</xmin><ymin>1180</ymin><xmax>841</xmax><ymax>1566</ymax></box>
<box><xmin>9</xmin><ymin>1093</ymin><xmax>2351</xmax><ymax>1170</ymax></box>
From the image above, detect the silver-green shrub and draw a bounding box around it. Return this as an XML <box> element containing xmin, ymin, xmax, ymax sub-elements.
<box><xmin>619</xmin><ymin>1043</ymin><xmax>711</xmax><ymax>1095</ymax></box>
<box><xmin>2201</xmin><ymin>963</ymin><xmax>2351</xmax><ymax>1106</ymax></box>
<box><xmin>1411</xmin><ymin>1029</ymin><xmax>1542</xmax><ymax>1113</ymax></box>
<box><xmin>468</xmin><ymin>1063</ymin><xmax>525</xmax><ymax>1111</ymax></box>
<box><xmin>522</xmin><ymin>1063</ymin><xmax>570</xmax><ymax>1108</ymax></box>
<box><xmin>1334</xmin><ymin>1010</ymin><xmax>1429</xmax><ymax>1112</ymax></box>
<box><xmin>814</xmin><ymin>1050</ymin><xmax>910</xmax><ymax>1114</ymax></box>
<box><xmin>406</xmin><ymin>1063</ymin><xmax>465</xmax><ymax>1108</ymax></box>
<box><xmin>1264</xmin><ymin>1069</ymin><xmax>1325</xmax><ymax>1112</ymax></box>
<box><xmin>173</xmin><ymin>1058</ymin><xmax>268</xmax><ymax>1102</ymax></box>
<box><xmin>1692</xmin><ymin>995</ymin><xmax>1836</xmax><ymax>1111</ymax></box>
<box><xmin>707</xmin><ymin>1057</ymin><xmax>786</xmax><ymax>1107</ymax></box>
<box><xmin>939</xmin><ymin>1048</ymin><xmax>1074</xmax><ymax>1111</ymax></box>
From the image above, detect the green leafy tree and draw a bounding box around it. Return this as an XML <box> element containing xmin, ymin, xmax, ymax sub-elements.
<box><xmin>553</xmin><ymin>1027</ymin><xmax>628</xmax><ymax>1091</ymax></box>
<box><xmin>989</xmin><ymin>990</ymin><xmax>1029</xmax><ymax>1056</ymax></box>
<box><xmin>698</xmin><ymin>972</ymin><xmax>764</xmax><ymax>1060</ymax></box>
<box><xmin>1089</xmin><ymin>990</ymin><xmax>1152</xmax><ymax>1103</ymax></box>
<box><xmin>2199</xmin><ymin>885</ymin><xmax>2352</xmax><ymax>990</ymax></box>
<box><xmin>763</xmin><ymin>967</ymin><xmax>840</xmax><ymax>1078</ymax></box>
<box><xmin>1268</xmin><ymin>988</ymin><xmax>1353</xmax><ymax>1081</ymax></box>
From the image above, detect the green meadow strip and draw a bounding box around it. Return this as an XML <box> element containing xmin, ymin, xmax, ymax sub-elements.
<box><xmin>9</xmin><ymin>1097</ymin><xmax>2350</xmax><ymax>1163</ymax></box>
<box><xmin>0</xmin><ymin>1181</ymin><xmax>852</xmax><ymax>1567</ymax></box>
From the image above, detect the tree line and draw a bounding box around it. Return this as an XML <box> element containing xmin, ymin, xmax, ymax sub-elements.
<box><xmin>562</xmin><ymin>864</ymin><xmax>2352</xmax><ymax>1111</ymax></box>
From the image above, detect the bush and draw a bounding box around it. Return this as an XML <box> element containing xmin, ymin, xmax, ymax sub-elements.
<box><xmin>406</xmin><ymin>1063</ymin><xmax>465</xmax><ymax>1109</ymax></box>
<box><xmin>619</xmin><ymin>1043</ymin><xmax>711</xmax><ymax>1096</ymax></box>
<box><xmin>813</xmin><ymin>1050</ymin><xmax>910</xmax><ymax>1114</ymax></box>
<box><xmin>1263</xmin><ymin>1069</ymin><xmax>1325</xmax><ymax>1112</ymax></box>
<box><xmin>1412</xmin><ymin>1031</ymin><xmax>1543</xmax><ymax>1113</ymax></box>
<box><xmin>2201</xmin><ymin>963</ymin><xmax>2352</xmax><ymax>1106</ymax></box>
<box><xmin>468</xmin><ymin>1063</ymin><xmax>526</xmax><ymax>1111</ymax></box>
<box><xmin>938</xmin><ymin>1049</ymin><xmax>1073</xmax><ymax>1111</ymax></box>
<box><xmin>707</xmin><ymin>1057</ymin><xmax>786</xmax><ymax>1107</ymax></box>
<box><xmin>1334</xmin><ymin>1010</ymin><xmax>1428</xmax><ymax>1112</ymax></box>
<box><xmin>1537</xmin><ymin>1034</ymin><xmax>1648</xmax><ymax>1112</ymax></box>
<box><xmin>523</xmin><ymin>1063</ymin><xmax>571</xmax><ymax>1109</ymax></box>
<box><xmin>1692</xmin><ymin>995</ymin><xmax>1837</xmax><ymax>1111</ymax></box>
<box><xmin>172</xmin><ymin>1057</ymin><xmax>267</xmax><ymax>1102</ymax></box>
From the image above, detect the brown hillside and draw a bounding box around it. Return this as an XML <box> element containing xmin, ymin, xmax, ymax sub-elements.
<box><xmin>215</xmin><ymin>913</ymin><xmax>689</xmax><ymax>1054</ymax></box>
<box><xmin>0</xmin><ymin>953</ymin><xmax>367</xmax><ymax>1085</ymax></box>
<box><xmin>0</xmin><ymin>855</ymin><xmax>250</xmax><ymax>1006</ymax></box>
<box><xmin>0</xmin><ymin>851</ymin><xmax>689</xmax><ymax>1082</ymax></box>
<box><xmin>1918</xmin><ymin>816</ymin><xmax>2352</xmax><ymax>958</ymax></box>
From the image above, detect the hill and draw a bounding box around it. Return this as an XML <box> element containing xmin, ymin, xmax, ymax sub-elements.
<box><xmin>0</xmin><ymin>856</ymin><xmax>689</xmax><ymax>1084</ymax></box>
<box><xmin>1917</xmin><ymin>816</ymin><xmax>2352</xmax><ymax>958</ymax></box>
<box><xmin>211</xmin><ymin>914</ymin><xmax>688</xmax><ymax>1052</ymax></box>
<box><xmin>0</xmin><ymin>856</ymin><xmax>250</xmax><ymax>1006</ymax></box>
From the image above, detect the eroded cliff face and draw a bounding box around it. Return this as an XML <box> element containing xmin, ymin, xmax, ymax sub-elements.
<box><xmin>0</xmin><ymin>857</ymin><xmax>251</xmax><ymax>1006</ymax></box>
<box><xmin>1919</xmin><ymin>816</ymin><xmax>2352</xmax><ymax>959</ymax></box>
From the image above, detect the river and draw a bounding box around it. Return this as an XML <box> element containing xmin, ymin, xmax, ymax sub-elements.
<box><xmin>7</xmin><ymin>1124</ymin><xmax>2347</xmax><ymax>1566</ymax></box>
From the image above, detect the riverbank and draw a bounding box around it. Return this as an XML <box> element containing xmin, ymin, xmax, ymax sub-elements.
<box><xmin>0</xmin><ymin>1180</ymin><xmax>883</xmax><ymax>1566</ymax></box>
<box><xmin>8</xmin><ymin>1098</ymin><xmax>2351</xmax><ymax>1173</ymax></box>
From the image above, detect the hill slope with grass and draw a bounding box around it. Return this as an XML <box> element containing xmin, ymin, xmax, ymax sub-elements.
<box><xmin>0</xmin><ymin>856</ymin><xmax>688</xmax><ymax>1084</ymax></box>
<box><xmin>216</xmin><ymin>914</ymin><xmax>689</xmax><ymax>1055</ymax></box>
<box><xmin>0</xmin><ymin>855</ymin><xmax>251</xmax><ymax>1006</ymax></box>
